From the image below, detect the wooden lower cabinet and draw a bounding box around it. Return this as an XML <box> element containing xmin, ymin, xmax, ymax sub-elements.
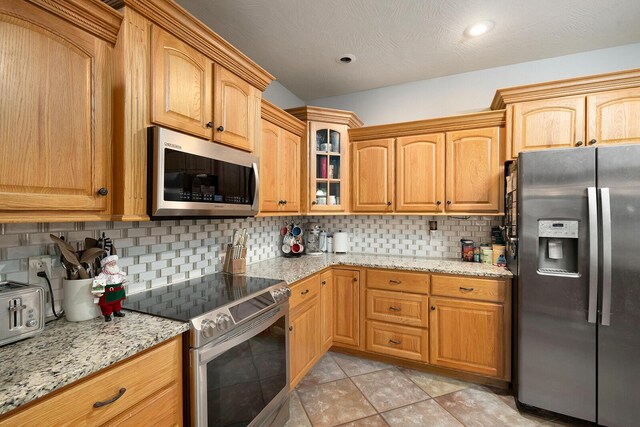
<box><xmin>320</xmin><ymin>270</ymin><xmax>334</xmax><ymax>352</ymax></box>
<box><xmin>289</xmin><ymin>294</ymin><xmax>321</xmax><ymax>389</ymax></box>
<box><xmin>333</xmin><ymin>269</ymin><xmax>360</xmax><ymax>348</ymax></box>
<box><xmin>429</xmin><ymin>297</ymin><xmax>504</xmax><ymax>378</ymax></box>
<box><xmin>0</xmin><ymin>336</ymin><xmax>183</xmax><ymax>426</ymax></box>
<box><xmin>366</xmin><ymin>289</ymin><xmax>428</xmax><ymax>327</ymax></box>
<box><xmin>366</xmin><ymin>321</ymin><xmax>428</xmax><ymax>362</ymax></box>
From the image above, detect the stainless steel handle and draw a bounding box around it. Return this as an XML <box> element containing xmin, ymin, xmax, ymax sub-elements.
<box><xmin>93</xmin><ymin>388</ymin><xmax>126</xmax><ymax>408</ymax></box>
<box><xmin>388</xmin><ymin>339</ymin><xmax>401</xmax><ymax>345</ymax></box>
<box><xmin>587</xmin><ymin>187</ymin><xmax>598</xmax><ymax>324</ymax></box>
<box><xmin>389</xmin><ymin>280</ymin><xmax>402</xmax><ymax>285</ymax></box>
<box><xmin>388</xmin><ymin>306</ymin><xmax>401</xmax><ymax>312</ymax></box>
<box><xmin>601</xmin><ymin>187</ymin><xmax>612</xmax><ymax>326</ymax></box>
<box><xmin>459</xmin><ymin>287</ymin><xmax>474</xmax><ymax>292</ymax></box>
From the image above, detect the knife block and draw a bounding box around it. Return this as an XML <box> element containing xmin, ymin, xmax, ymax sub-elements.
<box><xmin>223</xmin><ymin>245</ymin><xmax>247</xmax><ymax>274</ymax></box>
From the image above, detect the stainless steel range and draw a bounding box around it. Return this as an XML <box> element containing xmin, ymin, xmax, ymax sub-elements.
<box><xmin>124</xmin><ymin>273</ymin><xmax>291</xmax><ymax>427</ymax></box>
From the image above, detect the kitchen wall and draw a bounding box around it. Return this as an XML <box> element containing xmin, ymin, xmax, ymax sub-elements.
<box><xmin>263</xmin><ymin>81</ymin><xmax>305</xmax><ymax>110</ymax></box>
<box><xmin>306</xmin><ymin>215</ymin><xmax>501</xmax><ymax>258</ymax></box>
<box><xmin>308</xmin><ymin>42</ymin><xmax>640</xmax><ymax>125</ymax></box>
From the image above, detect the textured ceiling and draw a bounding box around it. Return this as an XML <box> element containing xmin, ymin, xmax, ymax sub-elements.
<box><xmin>176</xmin><ymin>0</ymin><xmax>640</xmax><ymax>101</ymax></box>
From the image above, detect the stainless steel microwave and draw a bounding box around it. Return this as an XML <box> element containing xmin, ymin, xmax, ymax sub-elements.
<box><xmin>148</xmin><ymin>126</ymin><xmax>259</xmax><ymax>219</ymax></box>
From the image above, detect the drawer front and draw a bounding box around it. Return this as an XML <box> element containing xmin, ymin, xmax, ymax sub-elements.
<box><xmin>431</xmin><ymin>275</ymin><xmax>507</xmax><ymax>303</ymax></box>
<box><xmin>103</xmin><ymin>382</ymin><xmax>182</xmax><ymax>427</ymax></box>
<box><xmin>0</xmin><ymin>337</ymin><xmax>182</xmax><ymax>427</ymax></box>
<box><xmin>366</xmin><ymin>269</ymin><xmax>430</xmax><ymax>294</ymax></box>
<box><xmin>289</xmin><ymin>274</ymin><xmax>320</xmax><ymax>310</ymax></box>
<box><xmin>366</xmin><ymin>321</ymin><xmax>428</xmax><ymax>362</ymax></box>
<box><xmin>366</xmin><ymin>289</ymin><xmax>428</xmax><ymax>327</ymax></box>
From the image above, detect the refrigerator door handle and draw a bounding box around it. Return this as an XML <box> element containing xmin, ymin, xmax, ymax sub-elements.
<box><xmin>587</xmin><ymin>187</ymin><xmax>598</xmax><ymax>324</ymax></box>
<box><xmin>601</xmin><ymin>187</ymin><xmax>612</xmax><ymax>326</ymax></box>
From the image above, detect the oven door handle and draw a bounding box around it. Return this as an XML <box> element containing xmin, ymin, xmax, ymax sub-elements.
<box><xmin>194</xmin><ymin>303</ymin><xmax>287</xmax><ymax>365</ymax></box>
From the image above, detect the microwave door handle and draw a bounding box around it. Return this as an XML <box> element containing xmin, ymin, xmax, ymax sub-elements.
<box><xmin>601</xmin><ymin>187</ymin><xmax>612</xmax><ymax>326</ymax></box>
<box><xmin>587</xmin><ymin>187</ymin><xmax>598</xmax><ymax>324</ymax></box>
<box><xmin>252</xmin><ymin>162</ymin><xmax>260</xmax><ymax>210</ymax></box>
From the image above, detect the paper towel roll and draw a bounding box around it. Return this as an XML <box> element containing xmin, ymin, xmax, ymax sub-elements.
<box><xmin>333</xmin><ymin>231</ymin><xmax>349</xmax><ymax>253</ymax></box>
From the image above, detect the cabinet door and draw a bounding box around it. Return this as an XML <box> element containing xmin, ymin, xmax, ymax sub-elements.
<box><xmin>290</xmin><ymin>297</ymin><xmax>321</xmax><ymax>388</ymax></box>
<box><xmin>445</xmin><ymin>127</ymin><xmax>501</xmax><ymax>212</ymax></box>
<box><xmin>351</xmin><ymin>139</ymin><xmax>394</xmax><ymax>212</ymax></box>
<box><xmin>587</xmin><ymin>88</ymin><xmax>640</xmax><ymax>146</ymax></box>
<box><xmin>259</xmin><ymin>119</ymin><xmax>280</xmax><ymax>212</ymax></box>
<box><xmin>320</xmin><ymin>270</ymin><xmax>334</xmax><ymax>352</ymax></box>
<box><xmin>309</xmin><ymin>122</ymin><xmax>349</xmax><ymax>212</ymax></box>
<box><xmin>279</xmin><ymin>129</ymin><xmax>301</xmax><ymax>212</ymax></box>
<box><xmin>214</xmin><ymin>64</ymin><xmax>260</xmax><ymax>152</ymax></box>
<box><xmin>429</xmin><ymin>298</ymin><xmax>504</xmax><ymax>378</ymax></box>
<box><xmin>0</xmin><ymin>2</ymin><xmax>110</xmax><ymax>214</ymax></box>
<box><xmin>333</xmin><ymin>270</ymin><xmax>360</xmax><ymax>347</ymax></box>
<box><xmin>511</xmin><ymin>96</ymin><xmax>585</xmax><ymax>156</ymax></box>
<box><xmin>396</xmin><ymin>133</ymin><xmax>445</xmax><ymax>212</ymax></box>
<box><xmin>151</xmin><ymin>26</ymin><xmax>212</xmax><ymax>139</ymax></box>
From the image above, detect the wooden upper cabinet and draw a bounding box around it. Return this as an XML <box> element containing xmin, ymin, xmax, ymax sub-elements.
<box><xmin>151</xmin><ymin>26</ymin><xmax>212</xmax><ymax>139</ymax></box>
<box><xmin>214</xmin><ymin>64</ymin><xmax>260</xmax><ymax>152</ymax></box>
<box><xmin>445</xmin><ymin>127</ymin><xmax>502</xmax><ymax>213</ymax></box>
<box><xmin>351</xmin><ymin>139</ymin><xmax>395</xmax><ymax>212</ymax></box>
<box><xmin>510</xmin><ymin>96</ymin><xmax>585</xmax><ymax>156</ymax></box>
<box><xmin>429</xmin><ymin>297</ymin><xmax>504</xmax><ymax>378</ymax></box>
<box><xmin>587</xmin><ymin>87</ymin><xmax>640</xmax><ymax>146</ymax></box>
<box><xmin>259</xmin><ymin>119</ymin><xmax>280</xmax><ymax>212</ymax></box>
<box><xmin>396</xmin><ymin>133</ymin><xmax>445</xmax><ymax>212</ymax></box>
<box><xmin>279</xmin><ymin>130</ymin><xmax>301</xmax><ymax>212</ymax></box>
<box><xmin>0</xmin><ymin>1</ymin><xmax>115</xmax><ymax>218</ymax></box>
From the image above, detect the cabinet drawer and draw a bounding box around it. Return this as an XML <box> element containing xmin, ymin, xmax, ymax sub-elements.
<box><xmin>103</xmin><ymin>382</ymin><xmax>182</xmax><ymax>427</ymax></box>
<box><xmin>366</xmin><ymin>289</ymin><xmax>428</xmax><ymax>327</ymax></box>
<box><xmin>0</xmin><ymin>337</ymin><xmax>182</xmax><ymax>427</ymax></box>
<box><xmin>431</xmin><ymin>275</ymin><xmax>507</xmax><ymax>303</ymax></box>
<box><xmin>366</xmin><ymin>269</ymin><xmax>429</xmax><ymax>294</ymax></box>
<box><xmin>289</xmin><ymin>275</ymin><xmax>320</xmax><ymax>310</ymax></box>
<box><xmin>366</xmin><ymin>321</ymin><xmax>428</xmax><ymax>362</ymax></box>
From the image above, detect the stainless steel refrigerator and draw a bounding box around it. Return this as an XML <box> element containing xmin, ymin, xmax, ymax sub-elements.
<box><xmin>511</xmin><ymin>145</ymin><xmax>640</xmax><ymax>426</ymax></box>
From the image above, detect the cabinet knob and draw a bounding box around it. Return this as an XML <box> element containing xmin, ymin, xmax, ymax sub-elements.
<box><xmin>430</xmin><ymin>306</ymin><xmax>436</xmax><ymax>311</ymax></box>
<box><xmin>588</xmin><ymin>139</ymin><xmax>597</xmax><ymax>145</ymax></box>
<box><xmin>576</xmin><ymin>141</ymin><xmax>584</xmax><ymax>146</ymax></box>
<box><xmin>311</xmin><ymin>200</ymin><xmax>317</xmax><ymax>205</ymax></box>
<box><xmin>97</xmin><ymin>187</ymin><xmax>108</xmax><ymax>196</ymax></box>
<box><xmin>217</xmin><ymin>126</ymin><xmax>225</xmax><ymax>132</ymax></box>
<box><xmin>436</xmin><ymin>200</ymin><xmax>442</xmax><ymax>206</ymax></box>
<box><xmin>321</xmin><ymin>281</ymin><xmax>326</xmax><ymax>285</ymax></box>
<box><xmin>387</xmin><ymin>201</ymin><xmax>392</xmax><ymax>206</ymax></box>
<box><xmin>353</xmin><ymin>277</ymin><xmax>358</xmax><ymax>282</ymax></box>
<box><xmin>446</xmin><ymin>200</ymin><xmax>452</xmax><ymax>205</ymax></box>
<box><xmin>206</xmin><ymin>122</ymin><xmax>214</xmax><ymax>128</ymax></box>
<box><xmin>289</xmin><ymin>326</ymin><xmax>293</xmax><ymax>332</ymax></box>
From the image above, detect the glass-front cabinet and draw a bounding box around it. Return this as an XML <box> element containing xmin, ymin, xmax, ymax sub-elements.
<box><xmin>309</xmin><ymin>122</ymin><xmax>349</xmax><ymax>211</ymax></box>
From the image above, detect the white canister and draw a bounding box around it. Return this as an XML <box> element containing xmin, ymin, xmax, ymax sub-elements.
<box><xmin>333</xmin><ymin>231</ymin><xmax>349</xmax><ymax>253</ymax></box>
<box><xmin>63</xmin><ymin>278</ymin><xmax>101</xmax><ymax>322</ymax></box>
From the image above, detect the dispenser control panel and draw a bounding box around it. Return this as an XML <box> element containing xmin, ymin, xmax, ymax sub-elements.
<box><xmin>538</xmin><ymin>220</ymin><xmax>579</xmax><ymax>238</ymax></box>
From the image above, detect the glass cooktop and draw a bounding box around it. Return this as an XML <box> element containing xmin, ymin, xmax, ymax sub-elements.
<box><xmin>123</xmin><ymin>273</ymin><xmax>284</xmax><ymax>322</ymax></box>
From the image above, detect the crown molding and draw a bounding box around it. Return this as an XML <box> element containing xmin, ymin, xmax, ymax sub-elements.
<box><xmin>286</xmin><ymin>105</ymin><xmax>364</xmax><ymax>129</ymax></box>
<box><xmin>29</xmin><ymin>0</ymin><xmax>122</xmax><ymax>45</ymax></box>
<box><xmin>261</xmin><ymin>99</ymin><xmax>305</xmax><ymax>136</ymax></box>
<box><xmin>104</xmin><ymin>0</ymin><xmax>274</xmax><ymax>91</ymax></box>
<box><xmin>491</xmin><ymin>68</ymin><xmax>640</xmax><ymax>109</ymax></box>
<box><xmin>348</xmin><ymin>110</ymin><xmax>505</xmax><ymax>142</ymax></box>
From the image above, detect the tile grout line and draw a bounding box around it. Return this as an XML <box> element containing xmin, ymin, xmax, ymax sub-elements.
<box><xmin>291</xmin><ymin>389</ymin><xmax>315</xmax><ymax>427</ymax></box>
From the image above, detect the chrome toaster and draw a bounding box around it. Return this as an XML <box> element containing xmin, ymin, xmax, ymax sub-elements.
<box><xmin>0</xmin><ymin>281</ymin><xmax>45</xmax><ymax>346</ymax></box>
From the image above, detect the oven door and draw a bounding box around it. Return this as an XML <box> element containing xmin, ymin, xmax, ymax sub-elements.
<box><xmin>191</xmin><ymin>304</ymin><xmax>289</xmax><ymax>427</ymax></box>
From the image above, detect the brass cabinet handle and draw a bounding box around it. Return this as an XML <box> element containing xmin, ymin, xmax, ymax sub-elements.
<box><xmin>388</xmin><ymin>306</ymin><xmax>401</xmax><ymax>312</ymax></box>
<box><xmin>588</xmin><ymin>139</ymin><xmax>597</xmax><ymax>145</ymax></box>
<box><xmin>576</xmin><ymin>141</ymin><xmax>584</xmax><ymax>146</ymax></box>
<box><xmin>301</xmin><ymin>289</ymin><xmax>309</xmax><ymax>295</ymax></box>
<box><xmin>97</xmin><ymin>187</ymin><xmax>108</xmax><ymax>196</ymax></box>
<box><xmin>388</xmin><ymin>339</ymin><xmax>401</xmax><ymax>345</ymax></box>
<box><xmin>94</xmin><ymin>388</ymin><xmax>126</xmax><ymax>408</ymax></box>
<box><xmin>389</xmin><ymin>280</ymin><xmax>402</xmax><ymax>285</ymax></box>
<box><xmin>459</xmin><ymin>287</ymin><xmax>475</xmax><ymax>292</ymax></box>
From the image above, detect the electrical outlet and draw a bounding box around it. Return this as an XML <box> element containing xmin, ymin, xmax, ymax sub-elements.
<box><xmin>28</xmin><ymin>256</ymin><xmax>53</xmax><ymax>284</ymax></box>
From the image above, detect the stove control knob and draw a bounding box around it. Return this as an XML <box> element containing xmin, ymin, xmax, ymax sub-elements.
<box><xmin>215</xmin><ymin>314</ymin><xmax>233</xmax><ymax>331</ymax></box>
<box><xmin>201</xmin><ymin>319</ymin><xmax>216</xmax><ymax>338</ymax></box>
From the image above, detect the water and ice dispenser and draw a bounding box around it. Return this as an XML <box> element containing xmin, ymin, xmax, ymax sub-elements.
<box><xmin>537</xmin><ymin>220</ymin><xmax>579</xmax><ymax>276</ymax></box>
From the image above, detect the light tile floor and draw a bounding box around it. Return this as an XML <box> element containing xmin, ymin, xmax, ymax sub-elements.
<box><xmin>285</xmin><ymin>352</ymin><xmax>589</xmax><ymax>427</ymax></box>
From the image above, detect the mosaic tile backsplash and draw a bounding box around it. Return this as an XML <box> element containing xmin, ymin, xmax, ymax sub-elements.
<box><xmin>0</xmin><ymin>215</ymin><xmax>499</xmax><ymax>314</ymax></box>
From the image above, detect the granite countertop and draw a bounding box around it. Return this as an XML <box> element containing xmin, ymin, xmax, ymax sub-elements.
<box><xmin>244</xmin><ymin>253</ymin><xmax>512</xmax><ymax>284</ymax></box>
<box><xmin>0</xmin><ymin>311</ymin><xmax>188</xmax><ymax>416</ymax></box>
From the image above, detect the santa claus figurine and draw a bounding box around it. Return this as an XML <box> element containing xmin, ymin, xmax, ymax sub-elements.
<box><xmin>92</xmin><ymin>255</ymin><xmax>126</xmax><ymax>322</ymax></box>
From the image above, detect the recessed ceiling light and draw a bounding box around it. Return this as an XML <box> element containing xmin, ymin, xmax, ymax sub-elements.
<box><xmin>464</xmin><ymin>20</ymin><xmax>495</xmax><ymax>37</ymax></box>
<box><xmin>336</xmin><ymin>54</ymin><xmax>356</xmax><ymax>64</ymax></box>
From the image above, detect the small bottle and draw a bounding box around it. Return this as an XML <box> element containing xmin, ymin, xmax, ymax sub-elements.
<box><xmin>473</xmin><ymin>246</ymin><xmax>480</xmax><ymax>263</ymax></box>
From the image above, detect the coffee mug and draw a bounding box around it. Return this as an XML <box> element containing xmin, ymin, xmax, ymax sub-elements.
<box><xmin>292</xmin><ymin>243</ymin><xmax>303</xmax><ymax>254</ymax></box>
<box><xmin>282</xmin><ymin>244</ymin><xmax>291</xmax><ymax>254</ymax></box>
<box><xmin>292</xmin><ymin>226</ymin><xmax>303</xmax><ymax>237</ymax></box>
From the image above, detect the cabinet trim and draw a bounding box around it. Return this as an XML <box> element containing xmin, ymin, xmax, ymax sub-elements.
<box><xmin>287</xmin><ymin>106</ymin><xmax>364</xmax><ymax>129</ymax></box>
<box><xmin>261</xmin><ymin>99</ymin><xmax>305</xmax><ymax>136</ymax></box>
